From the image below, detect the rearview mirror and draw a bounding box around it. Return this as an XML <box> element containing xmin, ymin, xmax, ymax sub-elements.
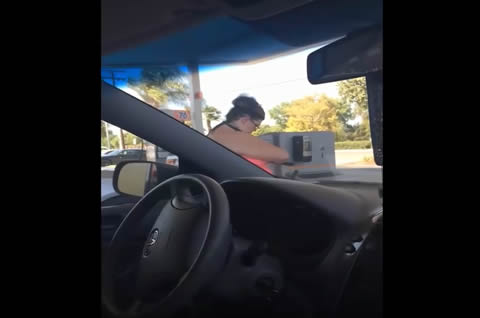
<box><xmin>307</xmin><ymin>26</ymin><xmax>382</xmax><ymax>84</ymax></box>
<box><xmin>113</xmin><ymin>160</ymin><xmax>178</xmax><ymax>197</ymax></box>
<box><xmin>307</xmin><ymin>26</ymin><xmax>383</xmax><ymax>166</ymax></box>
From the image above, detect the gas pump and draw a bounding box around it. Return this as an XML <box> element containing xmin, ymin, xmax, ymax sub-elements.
<box><xmin>259</xmin><ymin>132</ymin><xmax>335</xmax><ymax>178</ymax></box>
<box><xmin>292</xmin><ymin>135</ymin><xmax>313</xmax><ymax>162</ymax></box>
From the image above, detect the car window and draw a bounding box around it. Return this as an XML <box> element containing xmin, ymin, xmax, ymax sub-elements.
<box><xmin>101</xmin><ymin>120</ymin><xmax>179</xmax><ymax>200</ymax></box>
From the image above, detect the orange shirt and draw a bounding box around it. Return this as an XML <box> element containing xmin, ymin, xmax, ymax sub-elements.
<box><xmin>243</xmin><ymin>156</ymin><xmax>272</xmax><ymax>173</ymax></box>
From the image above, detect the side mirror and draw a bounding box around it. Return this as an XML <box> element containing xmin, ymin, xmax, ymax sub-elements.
<box><xmin>112</xmin><ymin>160</ymin><xmax>178</xmax><ymax>197</ymax></box>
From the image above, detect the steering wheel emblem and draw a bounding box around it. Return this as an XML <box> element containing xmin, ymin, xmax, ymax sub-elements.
<box><xmin>143</xmin><ymin>229</ymin><xmax>159</xmax><ymax>258</ymax></box>
<box><xmin>146</xmin><ymin>229</ymin><xmax>159</xmax><ymax>247</ymax></box>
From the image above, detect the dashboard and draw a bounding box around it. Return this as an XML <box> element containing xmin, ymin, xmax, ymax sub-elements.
<box><xmin>221</xmin><ymin>178</ymin><xmax>381</xmax><ymax>270</ymax></box>
<box><xmin>102</xmin><ymin>176</ymin><xmax>382</xmax><ymax>316</ymax></box>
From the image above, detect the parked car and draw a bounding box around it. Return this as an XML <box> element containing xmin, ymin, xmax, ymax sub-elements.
<box><xmin>101</xmin><ymin>149</ymin><xmax>146</xmax><ymax>166</ymax></box>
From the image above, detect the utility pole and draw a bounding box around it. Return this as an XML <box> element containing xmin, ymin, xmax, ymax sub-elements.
<box><xmin>187</xmin><ymin>63</ymin><xmax>204</xmax><ymax>133</ymax></box>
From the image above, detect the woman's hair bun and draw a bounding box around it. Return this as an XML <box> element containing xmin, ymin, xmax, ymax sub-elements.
<box><xmin>232</xmin><ymin>95</ymin><xmax>260</xmax><ymax>109</ymax></box>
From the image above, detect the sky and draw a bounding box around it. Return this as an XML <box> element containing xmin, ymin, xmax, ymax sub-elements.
<box><xmin>198</xmin><ymin>47</ymin><xmax>339</xmax><ymax>126</ymax></box>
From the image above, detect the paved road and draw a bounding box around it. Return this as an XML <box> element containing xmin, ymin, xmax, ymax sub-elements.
<box><xmin>101</xmin><ymin>168</ymin><xmax>116</xmax><ymax>200</ymax></box>
<box><xmin>335</xmin><ymin>149</ymin><xmax>375</xmax><ymax>166</ymax></box>
<box><xmin>101</xmin><ymin>178</ymin><xmax>116</xmax><ymax>200</ymax></box>
<box><xmin>315</xmin><ymin>167</ymin><xmax>381</xmax><ymax>183</ymax></box>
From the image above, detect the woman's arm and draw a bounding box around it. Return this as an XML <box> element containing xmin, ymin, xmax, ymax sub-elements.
<box><xmin>213</xmin><ymin>131</ymin><xmax>289</xmax><ymax>164</ymax></box>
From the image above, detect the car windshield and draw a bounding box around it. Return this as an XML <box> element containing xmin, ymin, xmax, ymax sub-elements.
<box><xmin>101</xmin><ymin>29</ymin><xmax>381</xmax><ymax>185</ymax></box>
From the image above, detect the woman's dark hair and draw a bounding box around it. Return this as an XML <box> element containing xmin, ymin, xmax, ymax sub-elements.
<box><xmin>225</xmin><ymin>95</ymin><xmax>265</xmax><ymax>123</ymax></box>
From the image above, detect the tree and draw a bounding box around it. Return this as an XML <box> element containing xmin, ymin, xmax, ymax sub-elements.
<box><xmin>252</xmin><ymin>124</ymin><xmax>283</xmax><ymax>136</ymax></box>
<box><xmin>203</xmin><ymin>105</ymin><xmax>222</xmax><ymax>132</ymax></box>
<box><xmin>335</xmin><ymin>99</ymin><xmax>355</xmax><ymax>127</ymax></box>
<box><xmin>351</xmin><ymin>121</ymin><xmax>371</xmax><ymax>141</ymax></box>
<box><xmin>127</xmin><ymin>68</ymin><xmax>190</xmax><ymax>108</ymax></box>
<box><xmin>101</xmin><ymin>122</ymin><xmax>106</xmax><ymax>138</ymax></box>
<box><xmin>268</xmin><ymin>96</ymin><xmax>352</xmax><ymax>139</ymax></box>
<box><xmin>122</xmin><ymin>131</ymin><xmax>143</xmax><ymax>148</ymax></box>
<box><xmin>337</xmin><ymin>77</ymin><xmax>368</xmax><ymax>120</ymax></box>
<box><xmin>337</xmin><ymin>77</ymin><xmax>372</xmax><ymax>141</ymax></box>
<box><xmin>269</xmin><ymin>102</ymin><xmax>291</xmax><ymax>129</ymax></box>
<box><xmin>283</xmin><ymin>95</ymin><xmax>339</xmax><ymax>132</ymax></box>
<box><xmin>335</xmin><ymin>126</ymin><xmax>348</xmax><ymax>142</ymax></box>
<box><xmin>101</xmin><ymin>121</ymin><xmax>113</xmax><ymax>139</ymax></box>
<box><xmin>103</xmin><ymin>135</ymin><xmax>119</xmax><ymax>149</ymax></box>
<box><xmin>101</xmin><ymin>121</ymin><xmax>115</xmax><ymax>148</ymax></box>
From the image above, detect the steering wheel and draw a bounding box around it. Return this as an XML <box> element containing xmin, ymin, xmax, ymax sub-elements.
<box><xmin>102</xmin><ymin>174</ymin><xmax>232</xmax><ymax>318</ymax></box>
